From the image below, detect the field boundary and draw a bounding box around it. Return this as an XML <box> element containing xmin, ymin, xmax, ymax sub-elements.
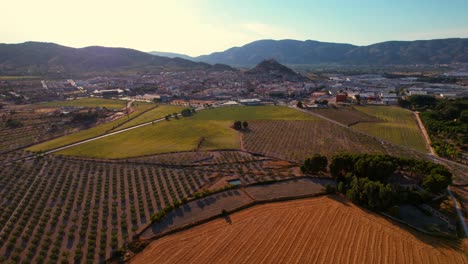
<box><xmin>414</xmin><ymin>111</ymin><xmax>437</xmax><ymax>156</ymax></box>
<box><xmin>380</xmin><ymin>212</ymin><xmax>457</xmax><ymax>239</ymax></box>
<box><xmin>50</xmin><ymin>149</ymin><xmax>300</xmax><ymax>169</ymax></box>
<box><xmin>107</xmin><ymin>104</ymin><xmax>158</xmax><ymax>133</ymax></box>
<box><xmin>135</xmin><ymin>176</ymin><xmax>326</xmax><ymax>237</ymax></box>
<box><xmin>296</xmin><ymin>106</ymin><xmax>468</xmax><ymax>183</ymax></box>
<box><xmin>123</xmin><ymin>191</ymin><xmax>328</xmax><ymax>262</ymax></box>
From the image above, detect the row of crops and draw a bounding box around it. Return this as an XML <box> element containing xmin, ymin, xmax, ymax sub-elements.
<box><xmin>0</xmin><ymin>151</ymin><xmax>297</xmax><ymax>263</ymax></box>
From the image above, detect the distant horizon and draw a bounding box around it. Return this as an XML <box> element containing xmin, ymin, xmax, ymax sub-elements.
<box><xmin>2</xmin><ymin>0</ymin><xmax>468</xmax><ymax>56</ymax></box>
<box><xmin>3</xmin><ymin>36</ymin><xmax>468</xmax><ymax>58</ymax></box>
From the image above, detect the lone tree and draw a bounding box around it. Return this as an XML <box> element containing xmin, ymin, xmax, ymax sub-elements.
<box><xmin>233</xmin><ymin>121</ymin><xmax>242</xmax><ymax>130</ymax></box>
<box><xmin>301</xmin><ymin>154</ymin><xmax>328</xmax><ymax>173</ymax></box>
<box><xmin>242</xmin><ymin>121</ymin><xmax>249</xmax><ymax>130</ymax></box>
<box><xmin>297</xmin><ymin>101</ymin><xmax>303</xmax><ymax>109</ymax></box>
<box><xmin>181</xmin><ymin>108</ymin><xmax>194</xmax><ymax>117</ymax></box>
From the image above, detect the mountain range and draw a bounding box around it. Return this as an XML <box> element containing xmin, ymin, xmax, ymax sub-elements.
<box><xmin>0</xmin><ymin>42</ymin><xmax>229</xmax><ymax>75</ymax></box>
<box><xmin>1</xmin><ymin>38</ymin><xmax>468</xmax><ymax>75</ymax></box>
<box><xmin>148</xmin><ymin>51</ymin><xmax>195</xmax><ymax>61</ymax></box>
<box><xmin>155</xmin><ymin>38</ymin><xmax>468</xmax><ymax>66</ymax></box>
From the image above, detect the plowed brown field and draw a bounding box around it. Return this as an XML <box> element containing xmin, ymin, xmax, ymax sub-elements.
<box><xmin>131</xmin><ymin>196</ymin><xmax>467</xmax><ymax>264</ymax></box>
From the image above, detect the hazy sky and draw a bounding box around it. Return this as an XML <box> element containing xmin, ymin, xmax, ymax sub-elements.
<box><xmin>2</xmin><ymin>0</ymin><xmax>468</xmax><ymax>56</ymax></box>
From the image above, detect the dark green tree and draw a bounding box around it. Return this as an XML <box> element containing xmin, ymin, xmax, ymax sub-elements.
<box><xmin>301</xmin><ymin>154</ymin><xmax>328</xmax><ymax>173</ymax></box>
<box><xmin>233</xmin><ymin>121</ymin><xmax>242</xmax><ymax>130</ymax></box>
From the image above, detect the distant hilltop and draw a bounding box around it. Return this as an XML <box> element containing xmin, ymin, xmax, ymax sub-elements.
<box><xmin>2</xmin><ymin>38</ymin><xmax>468</xmax><ymax>75</ymax></box>
<box><xmin>0</xmin><ymin>42</ymin><xmax>235</xmax><ymax>75</ymax></box>
<box><xmin>154</xmin><ymin>38</ymin><xmax>468</xmax><ymax>67</ymax></box>
<box><xmin>246</xmin><ymin>59</ymin><xmax>309</xmax><ymax>81</ymax></box>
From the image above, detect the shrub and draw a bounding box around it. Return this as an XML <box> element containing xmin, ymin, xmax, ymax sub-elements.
<box><xmin>324</xmin><ymin>184</ymin><xmax>336</xmax><ymax>194</ymax></box>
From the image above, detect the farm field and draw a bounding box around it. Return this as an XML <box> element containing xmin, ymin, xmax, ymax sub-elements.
<box><xmin>38</xmin><ymin>98</ymin><xmax>127</xmax><ymax>109</ymax></box>
<box><xmin>0</xmin><ymin>151</ymin><xmax>297</xmax><ymax>263</ymax></box>
<box><xmin>128</xmin><ymin>150</ymin><xmax>265</xmax><ymax>166</ymax></box>
<box><xmin>44</xmin><ymin>106</ymin><xmax>318</xmax><ymax>159</ymax></box>
<box><xmin>140</xmin><ymin>189</ymin><xmax>254</xmax><ymax>239</ymax></box>
<box><xmin>112</xmin><ymin>105</ymin><xmax>184</xmax><ymax>130</ymax></box>
<box><xmin>0</xmin><ymin>76</ymin><xmax>40</xmax><ymax>80</ymax></box>
<box><xmin>55</xmin><ymin>120</ymin><xmax>239</xmax><ymax>158</ymax></box>
<box><xmin>191</xmin><ymin>105</ymin><xmax>318</xmax><ymax>121</ymax></box>
<box><xmin>0</xmin><ymin>110</ymin><xmax>72</xmax><ymax>153</ymax></box>
<box><xmin>140</xmin><ymin>178</ymin><xmax>326</xmax><ymax>239</ymax></box>
<box><xmin>243</xmin><ymin>120</ymin><xmax>386</xmax><ymax>162</ymax></box>
<box><xmin>352</xmin><ymin>106</ymin><xmax>429</xmax><ymax>152</ymax></box>
<box><xmin>311</xmin><ymin>106</ymin><xmax>380</xmax><ymax>126</ymax></box>
<box><xmin>27</xmin><ymin>102</ymin><xmax>155</xmax><ymax>152</ymax></box>
<box><xmin>131</xmin><ymin>196</ymin><xmax>467</xmax><ymax>264</ymax></box>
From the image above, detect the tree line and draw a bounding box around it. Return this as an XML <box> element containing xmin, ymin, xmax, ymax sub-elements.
<box><xmin>302</xmin><ymin>153</ymin><xmax>452</xmax><ymax>211</ymax></box>
<box><xmin>399</xmin><ymin>95</ymin><xmax>467</xmax><ymax>160</ymax></box>
<box><xmin>165</xmin><ymin>108</ymin><xmax>196</xmax><ymax>121</ymax></box>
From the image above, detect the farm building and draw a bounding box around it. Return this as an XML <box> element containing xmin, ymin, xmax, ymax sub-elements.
<box><xmin>336</xmin><ymin>94</ymin><xmax>347</xmax><ymax>102</ymax></box>
<box><xmin>239</xmin><ymin>99</ymin><xmax>262</xmax><ymax>106</ymax></box>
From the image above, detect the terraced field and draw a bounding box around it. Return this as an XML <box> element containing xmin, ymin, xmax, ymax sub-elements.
<box><xmin>353</xmin><ymin>106</ymin><xmax>429</xmax><ymax>152</ymax></box>
<box><xmin>131</xmin><ymin>196</ymin><xmax>467</xmax><ymax>264</ymax></box>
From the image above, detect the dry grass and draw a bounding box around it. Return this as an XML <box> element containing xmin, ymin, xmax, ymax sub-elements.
<box><xmin>131</xmin><ymin>196</ymin><xmax>467</xmax><ymax>264</ymax></box>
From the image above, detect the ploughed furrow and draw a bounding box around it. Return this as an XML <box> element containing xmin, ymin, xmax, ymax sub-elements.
<box><xmin>131</xmin><ymin>196</ymin><xmax>468</xmax><ymax>264</ymax></box>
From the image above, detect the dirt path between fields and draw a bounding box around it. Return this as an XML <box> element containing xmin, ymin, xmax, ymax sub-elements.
<box><xmin>414</xmin><ymin>111</ymin><xmax>436</xmax><ymax>156</ymax></box>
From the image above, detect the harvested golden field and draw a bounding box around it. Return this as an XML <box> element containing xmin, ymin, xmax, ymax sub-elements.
<box><xmin>131</xmin><ymin>196</ymin><xmax>467</xmax><ymax>264</ymax></box>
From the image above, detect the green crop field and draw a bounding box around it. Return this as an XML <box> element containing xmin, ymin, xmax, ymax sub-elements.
<box><xmin>192</xmin><ymin>105</ymin><xmax>318</xmax><ymax>121</ymax></box>
<box><xmin>40</xmin><ymin>105</ymin><xmax>317</xmax><ymax>158</ymax></box>
<box><xmin>113</xmin><ymin>105</ymin><xmax>184</xmax><ymax>130</ymax></box>
<box><xmin>28</xmin><ymin>102</ymin><xmax>155</xmax><ymax>152</ymax></box>
<box><xmin>0</xmin><ymin>75</ymin><xmax>40</xmax><ymax>80</ymax></box>
<box><xmin>56</xmin><ymin>120</ymin><xmax>239</xmax><ymax>158</ymax></box>
<box><xmin>352</xmin><ymin>106</ymin><xmax>429</xmax><ymax>152</ymax></box>
<box><xmin>38</xmin><ymin>98</ymin><xmax>127</xmax><ymax>109</ymax></box>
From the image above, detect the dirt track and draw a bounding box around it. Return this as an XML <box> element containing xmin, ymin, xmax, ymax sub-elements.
<box><xmin>131</xmin><ymin>196</ymin><xmax>467</xmax><ymax>264</ymax></box>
